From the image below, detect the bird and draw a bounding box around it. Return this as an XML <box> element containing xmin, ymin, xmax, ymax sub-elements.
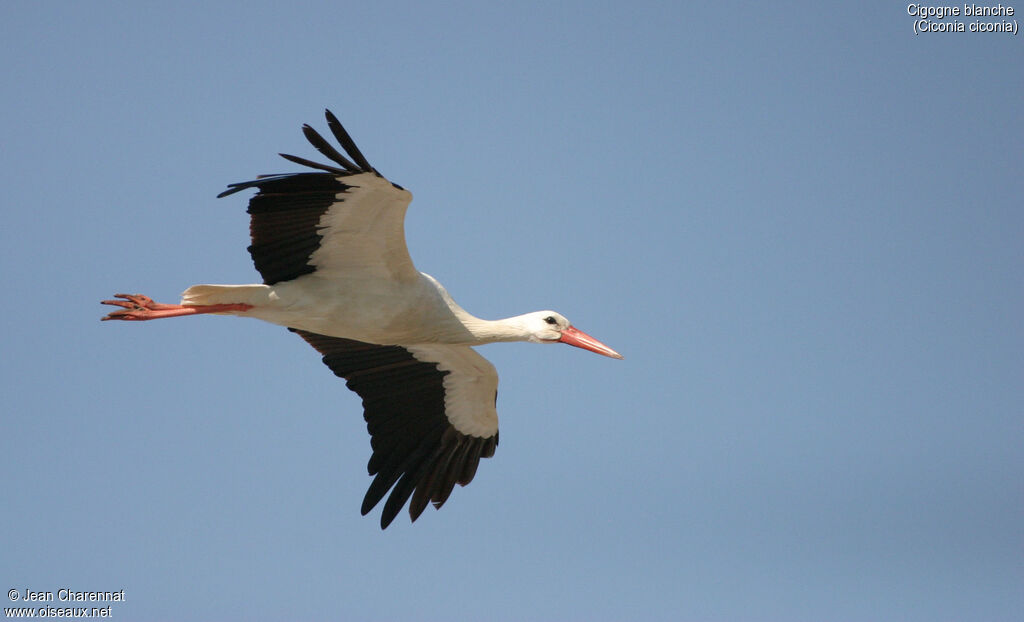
<box><xmin>101</xmin><ymin>109</ymin><xmax>622</xmax><ymax>528</ymax></box>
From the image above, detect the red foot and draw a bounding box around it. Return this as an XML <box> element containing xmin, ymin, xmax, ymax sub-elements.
<box><xmin>101</xmin><ymin>293</ymin><xmax>252</xmax><ymax>321</ymax></box>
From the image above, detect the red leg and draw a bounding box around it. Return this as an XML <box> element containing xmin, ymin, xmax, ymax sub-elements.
<box><xmin>101</xmin><ymin>293</ymin><xmax>253</xmax><ymax>321</ymax></box>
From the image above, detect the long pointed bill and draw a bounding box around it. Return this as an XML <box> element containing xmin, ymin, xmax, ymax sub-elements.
<box><xmin>558</xmin><ymin>326</ymin><xmax>624</xmax><ymax>359</ymax></box>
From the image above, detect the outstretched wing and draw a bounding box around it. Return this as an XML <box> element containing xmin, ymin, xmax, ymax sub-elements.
<box><xmin>292</xmin><ymin>330</ymin><xmax>500</xmax><ymax>529</ymax></box>
<box><xmin>218</xmin><ymin>109</ymin><xmax>417</xmax><ymax>285</ymax></box>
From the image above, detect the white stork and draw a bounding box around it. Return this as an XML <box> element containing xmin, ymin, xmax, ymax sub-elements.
<box><xmin>101</xmin><ymin>110</ymin><xmax>622</xmax><ymax>528</ymax></box>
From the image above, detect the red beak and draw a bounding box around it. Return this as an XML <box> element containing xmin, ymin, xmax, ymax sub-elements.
<box><xmin>558</xmin><ymin>326</ymin><xmax>624</xmax><ymax>359</ymax></box>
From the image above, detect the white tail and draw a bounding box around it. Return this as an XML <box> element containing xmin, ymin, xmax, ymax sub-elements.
<box><xmin>181</xmin><ymin>284</ymin><xmax>272</xmax><ymax>307</ymax></box>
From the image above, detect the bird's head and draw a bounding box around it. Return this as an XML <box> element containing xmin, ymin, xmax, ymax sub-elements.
<box><xmin>521</xmin><ymin>311</ymin><xmax>623</xmax><ymax>359</ymax></box>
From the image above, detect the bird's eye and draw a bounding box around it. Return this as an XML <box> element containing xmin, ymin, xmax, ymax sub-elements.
<box><xmin>543</xmin><ymin>316</ymin><xmax>557</xmax><ymax>325</ymax></box>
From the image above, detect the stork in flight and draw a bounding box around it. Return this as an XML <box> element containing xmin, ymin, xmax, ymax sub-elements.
<box><xmin>101</xmin><ymin>110</ymin><xmax>622</xmax><ymax>528</ymax></box>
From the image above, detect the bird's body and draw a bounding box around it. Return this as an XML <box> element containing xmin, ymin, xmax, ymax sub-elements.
<box><xmin>102</xmin><ymin>110</ymin><xmax>621</xmax><ymax>528</ymax></box>
<box><xmin>183</xmin><ymin>270</ymin><xmax>528</xmax><ymax>346</ymax></box>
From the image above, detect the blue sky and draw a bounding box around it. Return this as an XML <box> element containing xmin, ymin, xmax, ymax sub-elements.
<box><xmin>2</xmin><ymin>2</ymin><xmax>1021</xmax><ymax>620</ymax></box>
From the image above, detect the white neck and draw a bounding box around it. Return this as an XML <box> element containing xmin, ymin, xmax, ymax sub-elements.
<box><xmin>420</xmin><ymin>272</ymin><xmax>539</xmax><ymax>345</ymax></box>
<box><xmin>456</xmin><ymin>313</ymin><xmax>535</xmax><ymax>344</ymax></box>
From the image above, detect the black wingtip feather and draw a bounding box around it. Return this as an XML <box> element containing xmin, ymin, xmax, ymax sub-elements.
<box><xmin>219</xmin><ymin>111</ymin><xmax>380</xmax><ymax>204</ymax></box>
<box><xmin>299</xmin><ymin>124</ymin><xmax>360</xmax><ymax>172</ymax></box>
<box><xmin>278</xmin><ymin>152</ymin><xmax>349</xmax><ymax>175</ymax></box>
<box><xmin>216</xmin><ymin>184</ymin><xmax>248</xmax><ymax>198</ymax></box>
<box><xmin>377</xmin><ymin>425</ymin><xmax>446</xmax><ymax>528</ymax></box>
<box><xmin>324</xmin><ymin>109</ymin><xmax>373</xmax><ymax>172</ymax></box>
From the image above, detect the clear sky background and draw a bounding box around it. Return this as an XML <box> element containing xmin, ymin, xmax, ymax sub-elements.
<box><xmin>2</xmin><ymin>2</ymin><xmax>1021</xmax><ymax>621</ymax></box>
